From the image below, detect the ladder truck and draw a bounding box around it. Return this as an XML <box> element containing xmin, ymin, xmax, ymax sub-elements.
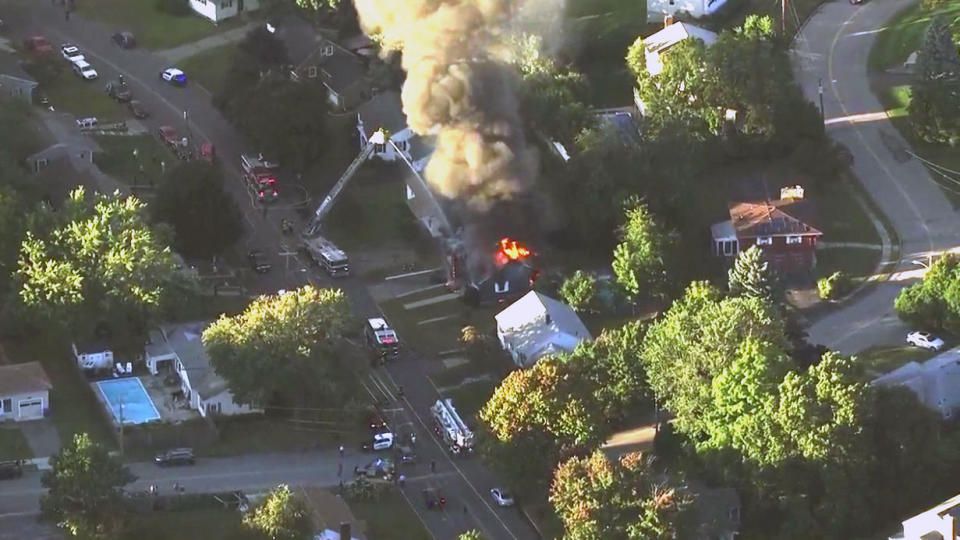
<box><xmin>430</xmin><ymin>398</ymin><xmax>474</xmax><ymax>455</ymax></box>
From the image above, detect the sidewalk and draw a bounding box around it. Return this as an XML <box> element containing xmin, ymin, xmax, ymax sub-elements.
<box><xmin>157</xmin><ymin>21</ymin><xmax>260</xmax><ymax>63</ymax></box>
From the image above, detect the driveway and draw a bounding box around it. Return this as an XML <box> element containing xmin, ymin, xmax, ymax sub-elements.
<box><xmin>791</xmin><ymin>0</ymin><xmax>960</xmax><ymax>355</ymax></box>
<box><xmin>17</xmin><ymin>420</ymin><xmax>60</xmax><ymax>459</ymax></box>
<box><xmin>0</xmin><ymin>3</ymin><xmax>537</xmax><ymax>538</ymax></box>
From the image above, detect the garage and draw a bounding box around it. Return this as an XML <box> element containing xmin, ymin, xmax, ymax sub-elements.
<box><xmin>18</xmin><ymin>399</ymin><xmax>43</xmax><ymax>420</ymax></box>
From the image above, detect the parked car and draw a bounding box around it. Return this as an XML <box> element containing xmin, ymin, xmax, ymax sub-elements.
<box><xmin>422</xmin><ymin>488</ymin><xmax>446</xmax><ymax>510</ymax></box>
<box><xmin>159</xmin><ymin>67</ymin><xmax>187</xmax><ymax>86</ymax></box>
<box><xmin>104</xmin><ymin>80</ymin><xmax>132</xmax><ymax>102</ymax></box>
<box><xmin>111</xmin><ymin>31</ymin><xmax>136</xmax><ymax>49</ymax></box>
<box><xmin>362</xmin><ymin>432</ymin><xmax>394</xmax><ymax>452</ymax></box>
<box><xmin>0</xmin><ymin>460</ymin><xmax>23</xmax><ymax>480</ymax></box>
<box><xmin>490</xmin><ymin>488</ymin><xmax>515</xmax><ymax>507</ymax></box>
<box><xmin>71</xmin><ymin>59</ymin><xmax>98</xmax><ymax>80</ymax></box>
<box><xmin>23</xmin><ymin>36</ymin><xmax>53</xmax><ymax>54</ymax></box>
<box><xmin>397</xmin><ymin>444</ymin><xmax>416</xmax><ymax>463</ymax></box>
<box><xmin>247</xmin><ymin>250</ymin><xmax>272</xmax><ymax>273</ymax></box>
<box><xmin>906</xmin><ymin>331</ymin><xmax>945</xmax><ymax>351</ymax></box>
<box><xmin>60</xmin><ymin>43</ymin><xmax>84</xmax><ymax>62</ymax></box>
<box><xmin>157</xmin><ymin>125</ymin><xmax>180</xmax><ymax>148</ymax></box>
<box><xmin>154</xmin><ymin>448</ymin><xmax>195</xmax><ymax>467</ymax></box>
<box><xmin>364</xmin><ymin>407</ymin><xmax>388</xmax><ymax>432</ymax></box>
<box><xmin>127</xmin><ymin>100</ymin><xmax>149</xmax><ymax>119</ymax></box>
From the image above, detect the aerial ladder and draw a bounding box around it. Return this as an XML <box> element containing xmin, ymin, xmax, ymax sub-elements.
<box><xmin>302</xmin><ymin>130</ymin><xmax>383</xmax><ymax>237</ymax></box>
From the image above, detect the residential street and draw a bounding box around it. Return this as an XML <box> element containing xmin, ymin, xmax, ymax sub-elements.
<box><xmin>0</xmin><ymin>2</ymin><xmax>537</xmax><ymax>539</ymax></box>
<box><xmin>791</xmin><ymin>0</ymin><xmax>960</xmax><ymax>355</ymax></box>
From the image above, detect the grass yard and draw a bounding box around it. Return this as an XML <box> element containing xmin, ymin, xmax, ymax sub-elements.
<box><xmin>207</xmin><ymin>416</ymin><xmax>369</xmax><ymax>456</ymax></box>
<box><xmin>868</xmin><ymin>2</ymin><xmax>960</xmax><ymax>72</ymax></box>
<box><xmin>445</xmin><ymin>379</ymin><xmax>499</xmax><ymax>420</ymax></box>
<box><xmin>120</xmin><ymin>508</ymin><xmax>257</xmax><ymax>540</ymax></box>
<box><xmin>0</xmin><ymin>428</ymin><xmax>33</xmax><ymax>461</ymax></box>
<box><xmin>380</xmin><ymin>297</ymin><xmax>498</xmax><ymax>355</ymax></box>
<box><xmin>816</xmin><ymin>247</ymin><xmax>881</xmax><ymax>281</ymax></box>
<box><xmin>179</xmin><ymin>44</ymin><xmax>237</xmax><ymax>94</ymax></box>
<box><xmin>22</xmin><ymin>62</ymin><xmax>122</xmax><ymax>122</ymax></box>
<box><xmin>93</xmin><ymin>135</ymin><xmax>175</xmax><ymax>186</ymax></box>
<box><xmin>75</xmin><ymin>0</ymin><xmax>248</xmax><ymax>50</ymax></box>
<box><xmin>1</xmin><ymin>334</ymin><xmax>115</xmax><ymax>448</ymax></box>
<box><xmin>347</xmin><ymin>489</ymin><xmax>431</xmax><ymax>540</ymax></box>
<box><xmin>856</xmin><ymin>345</ymin><xmax>937</xmax><ymax>378</ymax></box>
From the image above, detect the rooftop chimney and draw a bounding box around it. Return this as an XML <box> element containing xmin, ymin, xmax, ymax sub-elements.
<box><xmin>780</xmin><ymin>185</ymin><xmax>804</xmax><ymax>200</ymax></box>
<box><xmin>664</xmin><ymin>15</ymin><xmax>675</xmax><ymax>28</ymax></box>
<box><xmin>339</xmin><ymin>522</ymin><xmax>352</xmax><ymax>540</ymax></box>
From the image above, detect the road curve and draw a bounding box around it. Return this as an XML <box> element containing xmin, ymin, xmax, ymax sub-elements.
<box><xmin>791</xmin><ymin>0</ymin><xmax>960</xmax><ymax>355</ymax></box>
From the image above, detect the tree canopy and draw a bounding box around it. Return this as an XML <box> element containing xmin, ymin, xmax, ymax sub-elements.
<box><xmin>559</xmin><ymin>270</ymin><xmax>597</xmax><ymax>312</ymax></box>
<box><xmin>550</xmin><ymin>450</ymin><xmax>693</xmax><ymax>540</ymax></box>
<box><xmin>15</xmin><ymin>188</ymin><xmax>179</xmax><ymax>334</ymax></box>
<box><xmin>40</xmin><ymin>433</ymin><xmax>136</xmax><ymax>538</ymax></box>
<box><xmin>894</xmin><ymin>253</ymin><xmax>960</xmax><ymax>329</ymax></box>
<box><xmin>727</xmin><ymin>245</ymin><xmax>775</xmax><ymax>303</ymax></box>
<box><xmin>243</xmin><ymin>484</ymin><xmax>313</xmax><ymax>540</ymax></box>
<box><xmin>152</xmin><ymin>161</ymin><xmax>243</xmax><ymax>258</ymax></box>
<box><xmin>612</xmin><ymin>199</ymin><xmax>675</xmax><ymax>300</ymax></box>
<box><xmin>202</xmin><ymin>286</ymin><xmax>350</xmax><ymax>407</ymax></box>
<box><xmin>909</xmin><ymin>16</ymin><xmax>960</xmax><ymax>145</ymax></box>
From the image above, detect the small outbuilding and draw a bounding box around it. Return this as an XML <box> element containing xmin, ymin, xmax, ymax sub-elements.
<box><xmin>0</xmin><ymin>362</ymin><xmax>52</xmax><ymax>422</ymax></box>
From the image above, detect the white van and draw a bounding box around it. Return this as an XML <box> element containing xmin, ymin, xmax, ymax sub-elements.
<box><xmin>71</xmin><ymin>59</ymin><xmax>98</xmax><ymax>80</ymax></box>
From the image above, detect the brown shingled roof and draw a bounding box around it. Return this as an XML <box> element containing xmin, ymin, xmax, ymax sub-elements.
<box><xmin>729</xmin><ymin>199</ymin><xmax>822</xmax><ymax>239</ymax></box>
<box><xmin>0</xmin><ymin>362</ymin><xmax>52</xmax><ymax>396</ymax></box>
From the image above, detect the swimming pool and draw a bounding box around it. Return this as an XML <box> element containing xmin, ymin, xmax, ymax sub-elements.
<box><xmin>95</xmin><ymin>378</ymin><xmax>161</xmax><ymax>424</ymax></box>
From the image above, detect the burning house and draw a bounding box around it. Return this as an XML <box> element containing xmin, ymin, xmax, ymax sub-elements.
<box><xmin>451</xmin><ymin>237</ymin><xmax>539</xmax><ymax>307</ymax></box>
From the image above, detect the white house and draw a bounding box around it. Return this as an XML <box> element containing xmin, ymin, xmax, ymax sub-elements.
<box><xmin>641</xmin><ymin>21</ymin><xmax>718</xmax><ymax>77</ymax></box>
<box><xmin>189</xmin><ymin>0</ymin><xmax>259</xmax><ymax>23</ymax></box>
<box><xmin>890</xmin><ymin>491</ymin><xmax>960</xmax><ymax>540</ymax></box>
<box><xmin>144</xmin><ymin>322</ymin><xmax>261</xmax><ymax>418</ymax></box>
<box><xmin>0</xmin><ymin>362</ymin><xmax>52</xmax><ymax>422</ymax></box>
<box><xmin>647</xmin><ymin>0</ymin><xmax>730</xmax><ymax>23</ymax></box>
<box><xmin>495</xmin><ymin>291</ymin><xmax>592</xmax><ymax>368</ymax></box>
<box><xmin>872</xmin><ymin>347</ymin><xmax>960</xmax><ymax>419</ymax></box>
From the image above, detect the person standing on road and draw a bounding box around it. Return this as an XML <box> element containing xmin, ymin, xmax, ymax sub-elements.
<box><xmin>430</xmin><ymin>460</ymin><xmax>436</xmax><ymax>474</ymax></box>
<box><xmin>339</xmin><ymin>445</ymin><xmax>344</xmax><ymax>457</ymax></box>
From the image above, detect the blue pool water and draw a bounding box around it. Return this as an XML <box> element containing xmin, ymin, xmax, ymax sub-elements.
<box><xmin>95</xmin><ymin>378</ymin><xmax>161</xmax><ymax>424</ymax></box>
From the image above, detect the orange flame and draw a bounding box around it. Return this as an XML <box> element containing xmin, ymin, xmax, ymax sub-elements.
<box><xmin>496</xmin><ymin>237</ymin><xmax>531</xmax><ymax>265</ymax></box>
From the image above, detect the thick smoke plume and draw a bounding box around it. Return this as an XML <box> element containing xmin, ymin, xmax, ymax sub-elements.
<box><xmin>354</xmin><ymin>0</ymin><xmax>537</xmax><ymax>209</ymax></box>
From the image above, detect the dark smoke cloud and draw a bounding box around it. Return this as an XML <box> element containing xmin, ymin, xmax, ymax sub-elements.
<box><xmin>354</xmin><ymin>0</ymin><xmax>537</xmax><ymax>210</ymax></box>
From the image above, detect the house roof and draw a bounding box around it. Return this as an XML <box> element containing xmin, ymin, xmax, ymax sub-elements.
<box><xmin>872</xmin><ymin>348</ymin><xmax>960</xmax><ymax>416</ymax></box>
<box><xmin>0</xmin><ymin>361</ymin><xmax>52</xmax><ymax>396</ymax></box>
<box><xmin>358</xmin><ymin>91</ymin><xmax>407</xmax><ymax>139</ymax></box>
<box><xmin>0</xmin><ymin>51</ymin><xmax>35</xmax><ymax>83</ymax></box>
<box><xmin>302</xmin><ymin>38</ymin><xmax>367</xmax><ymax>95</ymax></box>
<box><xmin>728</xmin><ymin>199</ymin><xmax>822</xmax><ymax>239</ymax></box>
<box><xmin>495</xmin><ymin>291</ymin><xmax>592</xmax><ymax>363</ymax></box>
<box><xmin>710</xmin><ymin>219</ymin><xmax>737</xmax><ymax>241</ymax></box>
<box><xmin>644</xmin><ymin>22</ymin><xmax>718</xmax><ymax>55</ymax></box>
<box><xmin>146</xmin><ymin>322</ymin><xmax>229</xmax><ymax>400</ymax></box>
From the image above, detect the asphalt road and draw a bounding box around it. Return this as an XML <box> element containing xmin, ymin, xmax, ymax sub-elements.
<box><xmin>0</xmin><ymin>3</ymin><xmax>537</xmax><ymax>539</ymax></box>
<box><xmin>791</xmin><ymin>0</ymin><xmax>960</xmax><ymax>355</ymax></box>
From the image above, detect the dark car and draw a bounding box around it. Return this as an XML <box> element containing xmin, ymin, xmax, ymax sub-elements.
<box><xmin>105</xmin><ymin>80</ymin><xmax>132</xmax><ymax>102</ymax></box>
<box><xmin>0</xmin><ymin>460</ymin><xmax>23</xmax><ymax>480</ymax></box>
<box><xmin>247</xmin><ymin>250</ymin><xmax>272</xmax><ymax>273</ymax></box>
<box><xmin>397</xmin><ymin>444</ymin><xmax>416</xmax><ymax>463</ymax></box>
<box><xmin>154</xmin><ymin>448</ymin><xmax>195</xmax><ymax>467</ymax></box>
<box><xmin>364</xmin><ymin>406</ymin><xmax>388</xmax><ymax>432</ymax></box>
<box><xmin>111</xmin><ymin>31</ymin><xmax>136</xmax><ymax>49</ymax></box>
<box><xmin>422</xmin><ymin>488</ymin><xmax>446</xmax><ymax>510</ymax></box>
<box><xmin>127</xmin><ymin>100</ymin><xmax>149</xmax><ymax>119</ymax></box>
<box><xmin>23</xmin><ymin>36</ymin><xmax>53</xmax><ymax>55</ymax></box>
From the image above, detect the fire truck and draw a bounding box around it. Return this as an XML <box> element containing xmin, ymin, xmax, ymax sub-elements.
<box><xmin>301</xmin><ymin>234</ymin><xmax>350</xmax><ymax>277</ymax></box>
<box><xmin>364</xmin><ymin>318</ymin><xmax>399</xmax><ymax>361</ymax></box>
<box><xmin>240</xmin><ymin>153</ymin><xmax>279</xmax><ymax>202</ymax></box>
<box><xmin>430</xmin><ymin>398</ymin><xmax>474</xmax><ymax>455</ymax></box>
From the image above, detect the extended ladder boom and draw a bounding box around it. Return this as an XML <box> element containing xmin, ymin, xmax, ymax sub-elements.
<box><xmin>304</xmin><ymin>142</ymin><xmax>375</xmax><ymax>236</ymax></box>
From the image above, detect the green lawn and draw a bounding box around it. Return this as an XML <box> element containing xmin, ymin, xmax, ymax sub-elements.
<box><xmin>179</xmin><ymin>44</ymin><xmax>237</xmax><ymax>94</ymax></box>
<box><xmin>446</xmin><ymin>379</ymin><xmax>499</xmax><ymax>420</ymax></box>
<box><xmin>817</xmin><ymin>182</ymin><xmax>882</xmax><ymax>245</ymax></box>
<box><xmin>120</xmin><ymin>508</ymin><xmax>257</xmax><ymax>540</ymax></box>
<box><xmin>348</xmin><ymin>489</ymin><xmax>431</xmax><ymax>540</ymax></box>
<box><xmin>868</xmin><ymin>2</ymin><xmax>960</xmax><ymax>72</ymax></box>
<box><xmin>1</xmin><ymin>334</ymin><xmax>116</xmax><ymax>449</ymax></box>
<box><xmin>0</xmin><ymin>428</ymin><xmax>33</xmax><ymax>461</ymax></box>
<box><xmin>816</xmin><ymin>247</ymin><xmax>881</xmax><ymax>281</ymax></box>
<box><xmin>21</xmin><ymin>62</ymin><xmax>123</xmax><ymax>122</ymax></box>
<box><xmin>855</xmin><ymin>345</ymin><xmax>938</xmax><ymax>378</ymax></box>
<box><xmin>206</xmin><ymin>416</ymin><xmax>369</xmax><ymax>457</ymax></box>
<box><xmin>75</xmin><ymin>0</ymin><xmax>248</xmax><ymax>50</ymax></box>
<box><xmin>94</xmin><ymin>135</ymin><xmax>175</xmax><ymax>187</ymax></box>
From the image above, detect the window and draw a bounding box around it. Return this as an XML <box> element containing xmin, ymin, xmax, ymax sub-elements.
<box><xmin>406</xmin><ymin>184</ymin><xmax>415</xmax><ymax>200</ymax></box>
<box><xmin>722</xmin><ymin>240</ymin><xmax>736</xmax><ymax>256</ymax></box>
<box><xmin>786</xmin><ymin>235</ymin><xmax>802</xmax><ymax>245</ymax></box>
<box><xmin>756</xmin><ymin>236</ymin><xmax>772</xmax><ymax>246</ymax></box>
<box><xmin>494</xmin><ymin>281</ymin><xmax>510</xmax><ymax>294</ymax></box>
<box><xmin>1</xmin><ymin>398</ymin><xmax>10</xmax><ymax>413</ymax></box>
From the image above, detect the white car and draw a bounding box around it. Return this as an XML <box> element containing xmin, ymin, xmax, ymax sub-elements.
<box><xmin>366</xmin><ymin>432</ymin><xmax>393</xmax><ymax>451</ymax></box>
<box><xmin>490</xmin><ymin>488</ymin><xmax>515</xmax><ymax>507</ymax></box>
<box><xmin>71</xmin><ymin>59</ymin><xmax>98</xmax><ymax>80</ymax></box>
<box><xmin>60</xmin><ymin>43</ymin><xmax>84</xmax><ymax>62</ymax></box>
<box><xmin>906</xmin><ymin>331</ymin><xmax>945</xmax><ymax>351</ymax></box>
<box><xmin>159</xmin><ymin>67</ymin><xmax>187</xmax><ymax>86</ymax></box>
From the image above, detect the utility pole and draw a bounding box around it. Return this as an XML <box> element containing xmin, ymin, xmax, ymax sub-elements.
<box><xmin>118</xmin><ymin>401</ymin><xmax>125</xmax><ymax>460</ymax></box>
<box><xmin>782</xmin><ymin>0</ymin><xmax>788</xmax><ymax>35</ymax></box>
<box><xmin>818</xmin><ymin>78</ymin><xmax>825</xmax><ymax>127</ymax></box>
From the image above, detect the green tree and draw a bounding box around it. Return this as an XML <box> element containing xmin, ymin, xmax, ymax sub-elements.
<box><xmin>40</xmin><ymin>433</ymin><xmax>136</xmax><ymax>538</ymax></box>
<box><xmin>625</xmin><ymin>35</ymin><xmax>646</xmax><ymax>81</ymax></box>
<box><xmin>243</xmin><ymin>484</ymin><xmax>313</xmax><ymax>540</ymax></box>
<box><xmin>203</xmin><ymin>286</ymin><xmax>350</xmax><ymax>407</ymax></box>
<box><xmin>550</xmin><ymin>450</ymin><xmax>693</xmax><ymax>540</ymax></box>
<box><xmin>909</xmin><ymin>16</ymin><xmax>960</xmax><ymax>145</ymax></box>
<box><xmin>15</xmin><ymin>188</ymin><xmax>179</xmax><ymax>335</ymax></box>
<box><xmin>612</xmin><ymin>199</ymin><xmax>674</xmax><ymax>299</ymax></box>
<box><xmin>727</xmin><ymin>245</ymin><xmax>774</xmax><ymax>302</ymax></box>
<box><xmin>641</xmin><ymin>281</ymin><xmax>786</xmax><ymax>437</ymax></box>
<box><xmin>458</xmin><ymin>530</ymin><xmax>486</xmax><ymax>540</ymax></box>
<box><xmin>152</xmin><ymin>161</ymin><xmax>242</xmax><ymax>258</ymax></box>
<box><xmin>894</xmin><ymin>254</ymin><xmax>960</xmax><ymax>329</ymax></box>
<box><xmin>559</xmin><ymin>270</ymin><xmax>597</xmax><ymax>312</ymax></box>
<box><xmin>634</xmin><ymin>38</ymin><xmax>717</xmax><ymax>139</ymax></box>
